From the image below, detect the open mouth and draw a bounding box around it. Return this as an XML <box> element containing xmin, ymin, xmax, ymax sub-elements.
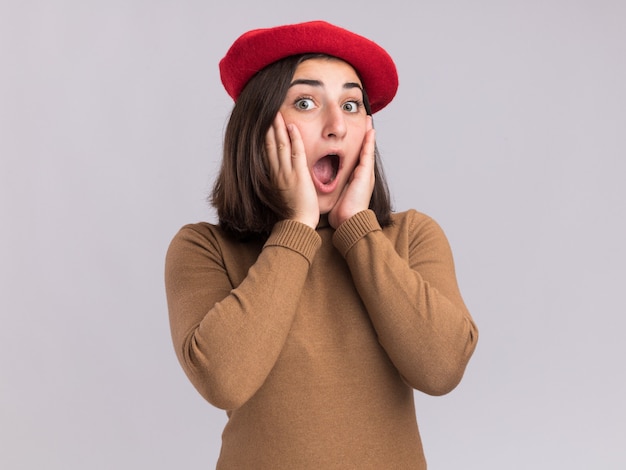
<box><xmin>313</xmin><ymin>154</ymin><xmax>340</xmax><ymax>185</ymax></box>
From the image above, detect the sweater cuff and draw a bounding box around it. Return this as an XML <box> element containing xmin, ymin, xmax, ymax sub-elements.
<box><xmin>264</xmin><ymin>219</ymin><xmax>322</xmax><ymax>264</ymax></box>
<box><xmin>332</xmin><ymin>210</ymin><xmax>381</xmax><ymax>257</ymax></box>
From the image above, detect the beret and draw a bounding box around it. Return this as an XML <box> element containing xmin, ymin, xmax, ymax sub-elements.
<box><xmin>219</xmin><ymin>20</ymin><xmax>398</xmax><ymax>113</ymax></box>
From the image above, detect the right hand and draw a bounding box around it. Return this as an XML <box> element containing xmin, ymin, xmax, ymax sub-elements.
<box><xmin>266</xmin><ymin>112</ymin><xmax>319</xmax><ymax>229</ymax></box>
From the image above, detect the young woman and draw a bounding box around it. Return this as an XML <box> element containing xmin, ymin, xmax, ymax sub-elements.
<box><xmin>165</xmin><ymin>20</ymin><xmax>478</xmax><ymax>469</ymax></box>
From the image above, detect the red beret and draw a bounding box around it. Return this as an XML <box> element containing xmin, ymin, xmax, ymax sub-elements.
<box><xmin>219</xmin><ymin>20</ymin><xmax>398</xmax><ymax>113</ymax></box>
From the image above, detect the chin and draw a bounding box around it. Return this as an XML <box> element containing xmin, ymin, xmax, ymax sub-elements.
<box><xmin>317</xmin><ymin>201</ymin><xmax>337</xmax><ymax>215</ymax></box>
<box><xmin>318</xmin><ymin>208</ymin><xmax>333</xmax><ymax>216</ymax></box>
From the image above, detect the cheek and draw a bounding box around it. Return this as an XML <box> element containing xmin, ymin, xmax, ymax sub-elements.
<box><xmin>288</xmin><ymin>124</ymin><xmax>317</xmax><ymax>163</ymax></box>
<box><xmin>347</xmin><ymin>126</ymin><xmax>367</xmax><ymax>153</ymax></box>
<box><xmin>343</xmin><ymin>154</ymin><xmax>360</xmax><ymax>175</ymax></box>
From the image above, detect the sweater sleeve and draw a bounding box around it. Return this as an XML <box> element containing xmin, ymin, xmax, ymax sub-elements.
<box><xmin>165</xmin><ymin>220</ymin><xmax>321</xmax><ymax>410</ymax></box>
<box><xmin>333</xmin><ymin>210</ymin><xmax>478</xmax><ymax>396</ymax></box>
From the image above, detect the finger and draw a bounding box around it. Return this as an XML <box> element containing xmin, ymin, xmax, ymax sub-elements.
<box><xmin>272</xmin><ymin>112</ymin><xmax>292</xmax><ymax>171</ymax></box>
<box><xmin>286</xmin><ymin>123</ymin><xmax>306</xmax><ymax>172</ymax></box>
<box><xmin>360</xmin><ymin>127</ymin><xmax>376</xmax><ymax>172</ymax></box>
<box><xmin>347</xmin><ymin>126</ymin><xmax>376</xmax><ymax>192</ymax></box>
<box><xmin>265</xmin><ymin>120</ymin><xmax>280</xmax><ymax>173</ymax></box>
<box><xmin>265</xmin><ymin>113</ymin><xmax>290</xmax><ymax>172</ymax></box>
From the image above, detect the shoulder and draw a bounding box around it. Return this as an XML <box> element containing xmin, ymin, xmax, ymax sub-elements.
<box><xmin>388</xmin><ymin>209</ymin><xmax>445</xmax><ymax>235</ymax></box>
<box><xmin>390</xmin><ymin>209</ymin><xmax>433</xmax><ymax>224</ymax></box>
<box><xmin>169</xmin><ymin>221</ymin><xmax>223</xmax><ymax>251</ymax></box>
<box><xmin>167</xmin><ymin>221</ymin><xmax>263</xmax><ymax>263</ymax></box>
<box><xmin>385</xmin><ymin>209</ymin><xmax>452</xmax><ymax>253</ymax></box>
<box><xmin>165</xmin><ymin>222</ymin><xmax>224</xmax><ymax>269</ymax></box>
<box><xmin>385</xmin><ymin>210</ymin><xmax>457</xmax><ymax>269</ymax></box>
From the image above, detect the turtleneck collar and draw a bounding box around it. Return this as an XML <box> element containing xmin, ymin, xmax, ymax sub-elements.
<box><xmin>316</xmin><ymin>214</ymin><xmax>331</xmax><ymax>230</ymax></box>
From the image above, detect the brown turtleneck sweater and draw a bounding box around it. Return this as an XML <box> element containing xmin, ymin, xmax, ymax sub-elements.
<box><xmin>165</xmin><ymin>209</ymin><xmax>478</xmax><ymax>469</ymax></box>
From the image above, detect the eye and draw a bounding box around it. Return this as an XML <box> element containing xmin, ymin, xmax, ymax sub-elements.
<box><xmin>295</xmin><ymin>98</ymin><xmax>315</xmax><ymax>110</ymax></box>
<box><xmin>342</xmin><ymin>100</ymin><xmax>361</xmax><ymax>113</ymax></box>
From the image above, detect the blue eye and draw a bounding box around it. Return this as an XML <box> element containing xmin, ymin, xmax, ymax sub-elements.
<box><xmin>295</xmin><ymin>98</ymin><xmax>315</xmax><ymax>110</ymax></box>
<box><xmin>342</xmin><ymin>101</ymin><xmax>361</xmax><ymax>113</ymax></box>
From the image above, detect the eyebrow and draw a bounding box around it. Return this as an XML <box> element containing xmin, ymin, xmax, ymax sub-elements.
<box><xmin>289</xmin><ymin>79</ymin><xmax>363</xmax><ymax>92</ymax></box>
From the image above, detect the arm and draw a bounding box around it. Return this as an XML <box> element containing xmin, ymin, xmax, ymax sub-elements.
<box><xmin>165</xmin><ymin>220</ymin><xmax>320</xmax><ymax>410</ymax></box>
<box><xmin>333</xmin><ymin>210</ymin><xmax>478</xmax><ymax>396</ymax></box>
<box><xmin>165</xmin><ymin>112</ymin><xmax>321</xmax><ymax>410</ymax></box>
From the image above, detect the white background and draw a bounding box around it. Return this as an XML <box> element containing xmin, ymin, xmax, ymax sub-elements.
<box><xmin>1</xmin><ymin>1</ymin><xmax>625</xmax><ymax>468</ymax></box>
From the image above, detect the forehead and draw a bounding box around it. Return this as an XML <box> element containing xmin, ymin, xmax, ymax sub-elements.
<box><xmin>292</xmin><ymin>57</ymin><xmax>362</xmax><ymax>85</ymax></box>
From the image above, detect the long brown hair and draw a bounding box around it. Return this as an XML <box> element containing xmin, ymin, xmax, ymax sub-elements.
<box><xmin>211</xmin><ymin>54</ymin><xmax>393</xmax><ymax>240</ymax></box>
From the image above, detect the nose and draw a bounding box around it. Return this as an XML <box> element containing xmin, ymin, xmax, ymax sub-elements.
<box><xmin>322</xmin><ymin>104</ymin><xmax>347</xmax><ymax>139</ymax></box>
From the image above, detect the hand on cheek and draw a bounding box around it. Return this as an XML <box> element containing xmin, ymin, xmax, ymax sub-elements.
<box><xmin>266</xmin><ymin>113</ymin><xmax>320</xmax><ymax>229</ymax></box>
<box><xmin>328</xmin><ymin>117</ymin><xmax>376</xmax><ymax>229</ymax></box>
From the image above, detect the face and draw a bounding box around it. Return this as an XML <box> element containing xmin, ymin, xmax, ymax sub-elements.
<box><xmin>279</xmin><ymin>57</ymin><xmax>369</xmax><ymax>214</ymax></box>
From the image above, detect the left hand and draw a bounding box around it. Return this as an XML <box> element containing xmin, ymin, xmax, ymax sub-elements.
<box><xmin>328</xmin><ymin>116</ymin><xmax>376</xmax><ymax>229</ymax></box>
